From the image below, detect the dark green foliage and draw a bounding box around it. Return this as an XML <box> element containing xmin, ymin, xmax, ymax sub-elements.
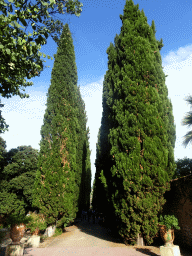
<box><xmin>0</xmin><ymin>100</ymin><xmax>9</xmax><ymax>134</ymax></box>
<box><xmin>0</xmin><ymin>193</ymin><xmax>29</xmax><ymax>229</ymax></box>
<box><xmin>172</xmin><ymin>157</ymin><xmax>192</xmax><ymax>179</ymax></box>
<box><xmin>0</xmin><ymin>102</ymin><xmax>9</xmax><ymax>185</ymax></box>
<box><xmin>0</xmin><ymin>137</ymin><xmax>7</xmax><ymax>179</ymax></box>
<box><xmin>182</xmin><ymin>95</ymin><xmax>192</xmax><ymax>147</ymax></box>
<box><xmin>32</xmin><ymin>23</ymin><xmax>91</xmax><ymax>227</ymax></box>
<box><xmin>0</xmin><ymin>192</ymin><xmax>26</xmax><ymax>225</ymax></box>
<box><xmin>74</xmin><ymin>86</ymin><xmax>86</xmax><ymax>211</ymax></box>
<box><xmin>0</xmin><ymin>101</ymin><xmax>9</xmax><ymax>178</ymax></box>
<box><xmin>0</xmin><ymin>145</ymin><xmax>39</xmax><ymax>223</ymax></box>
<box><xmin>94</xmin><ymin>0</ymin><xmax>176</xmax><ymax>246</ymax></box>
<box><xmin>73</xmin><ymin>86</ymin><xmax>91</xmax><ymax>214</ymax></box>
<box><xmin>83</xmin><ymin>127</ymin><xmax>92</xmax><ymax>210</ymax></box>
<box><xmin>93</xmin><ymin>45</ymin><xmax>117</xmax><ymax>215</ymax></box>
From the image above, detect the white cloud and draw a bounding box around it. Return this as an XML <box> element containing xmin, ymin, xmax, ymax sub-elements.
<box><xmin>2</xmin><ymin>112</ymin><xmax>43</xmax><ymax>151</ymax></box>
<box><xmin>163</xmin><ymin>45</ymin><xmax>192</xmax><ymax>66</ymax></box>
<box><xmin>162</xmin><ymin>44</ymin><xmax>192</xmax><ymax>160</ymax></box>
<box><xmin>1</xmin><ymin>91</ymin><xmax>47</xmax><ymax>152</ymax></box>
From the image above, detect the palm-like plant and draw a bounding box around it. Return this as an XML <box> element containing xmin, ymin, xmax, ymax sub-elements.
<box><xmin>182</xmin><ymin>95</ymin><xmax>192</xmax><ymax>147</ymax></box>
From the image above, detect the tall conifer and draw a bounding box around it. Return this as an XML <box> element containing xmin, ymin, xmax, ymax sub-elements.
<box><xmin>32</xmin><ymin>24</ymin><xmax>86</xmax><ymax>228</ymax></box>
<box><xmin>93</xmin><ymin>54</ymin><xmax>116</xmax><ymax>217</ymax></box>
<box><xmin>80</xmin><ymin>127</ymin><xmax>92</xmax><ymax>211</ymax></box>
<box><xmin>75</xmin><ymin>86</ymin><xmax>92</xmax><ymax>213</ymax></box>
<box><xmin>85</xmin><ymin>127</ymin><xmax>92</xmax><ymax>210</ymax></box>
<box><xmin>94</xmin><ymin>0</ymin><xmax>176</xmax><ymax>245</ymax></box>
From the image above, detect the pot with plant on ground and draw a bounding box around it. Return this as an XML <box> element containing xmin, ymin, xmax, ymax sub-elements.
<box><xmin>3</xmin><ymin>214</ymin><xmax>30</xmax><ymax>256</ymax></box>
<box><xmin>26</xmin><ymin>211</ymin><xmax>47</xmax><ymax>247</ymax></box>
<box><xmin>5</xmin><ymin>214</ymin><xmax>30</xmax><ymax>245</ymax></box>
<box><xmin>158</xmin><ymin>214</ymin><xmax>180</xmax><ymax>247</ymax></box>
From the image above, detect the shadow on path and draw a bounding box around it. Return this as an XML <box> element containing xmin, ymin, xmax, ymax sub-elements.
<box><xmin>135</xmin><ymin>248</ymin><xmax>160</xmax><ymax>256</ymax></box>
<box><xmin>74</xmin><ymin>216</ymin><xmax>123</xmax><ymax>244</ymax></box>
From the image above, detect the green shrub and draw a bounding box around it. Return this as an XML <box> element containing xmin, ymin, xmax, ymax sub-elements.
<box><xmin>159</xmin><ymin>214</ymin><xmax>180</xmax><ymax>230</ymax></box>
<box><xmin>53</xmin><ymin>227</ymin><xmax>63</xmax><ymax>237</ymax></box>
<box><xmin>26</xmin><ymin>212</ymin><xmax>47</xmax><ymax>234</ymax></box>
<box><xmin>5</xmin><ymin>214</ymin><xmax>30</xmax><ymax>227</ymax></box>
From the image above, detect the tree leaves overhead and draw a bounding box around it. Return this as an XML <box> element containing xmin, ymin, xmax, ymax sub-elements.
<box><xmin>0</xmin><ymin>0</ymin><xmax>83</xmax><ymax>98</ymax></box>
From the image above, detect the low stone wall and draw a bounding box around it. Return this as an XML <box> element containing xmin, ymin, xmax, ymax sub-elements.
<box><xmin>161</xmin><ymin>174</ymin><xmax>192</xmax><ymax>249</ymax></box>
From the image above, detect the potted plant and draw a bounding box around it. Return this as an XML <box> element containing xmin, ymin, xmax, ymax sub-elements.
<box><xmin>26</xmin><ymin>212</ymin><xmax>47</xmax><ymax>235</ymax></box>
<box><xmin>5</xmin><ymin>214</ymin><xmax>30</xmax><ymax>245</ymax></box>
<box><xmin>26</xmin><ymin>212</ymin><xmax>47</xmax><ymax>248</ymax></box>
<box><xmin>158</xmin><ymin>214</ymin><xmax>180</xmax><ymax>247</ymax></box>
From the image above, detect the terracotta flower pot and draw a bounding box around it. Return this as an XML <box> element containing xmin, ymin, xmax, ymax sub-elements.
<box><xmin>159</xmin><ymin>225</ymin><xmax>174</xmax><ymax>247</ymax></box>
<box><xmin>10</xmin><ymin>223</ymin><xmax>26</xmax><ymax>245</ymax></box>
<box><xmin>32</xmin><ymin>227</ymin><xmax>40</xmax><ymax>236</ymax></box>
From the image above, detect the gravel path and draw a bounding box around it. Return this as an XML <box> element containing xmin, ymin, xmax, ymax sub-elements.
<box><xmin>24</xmin><ymin>217</ymin><xmax>161</xmax><ymax>256</ymax></box>
<box><xmin>1</xmin><ymin>216</ymin><xmax>190</xmax><ymax>256</ymax></box>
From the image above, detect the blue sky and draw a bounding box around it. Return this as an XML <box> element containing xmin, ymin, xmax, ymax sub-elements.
<box><xmin>1</xmin><ymin>0</ymin><xmax>192</xmax><ymax>187</ymax></box>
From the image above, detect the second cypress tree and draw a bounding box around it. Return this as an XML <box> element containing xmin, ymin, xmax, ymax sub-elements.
<box><xmin>75</xmin><ymin>86</ymin><xmax>92</xmax><ymax>214</ymax></box>
<box><xmin>94</xmin><ymin>0</ymin><xmax>176</xmax><ymax>245</ymax></box>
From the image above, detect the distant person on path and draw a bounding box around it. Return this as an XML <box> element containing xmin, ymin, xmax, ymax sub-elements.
<box><xmin>87</xmin><ymin>208</ymin><xmax>92</xmax><ymax>223</ymax></box>
<box><xmin>92</xmin><ymin>209</ymin><xmax>95</xmax><ymax>224</ymax></box>
<box><xmin>95</xmin><ymin>209</ymin><xmax>99</xmax><ymax>220</ymax></box>
<box><xmin>98</xmin><ymin>212</ymin><xmax>105</xmax><ymax>225</ymax></box>
<box><xmin>81</xmin><ymin>209</ymin><xmax>84</xmax><ymax>221</ymax></box>
<box><xmin>81</xmin><ymin>209</ymin><xmax>87</xmax><ymax>221</ymax></box>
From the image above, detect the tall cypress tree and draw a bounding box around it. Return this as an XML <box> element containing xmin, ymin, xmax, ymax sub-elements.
<box><xmin>33</xmin><ymin>23</ymin><xmax>81</xmax><ymax>228</ymax></box>
<box><xmin>93</xmin><ymin>57</ymin><xmax>116</xmax><ymax>218</ymax></box>
<box><xmin>84</xmin><ymin>127</ymin><xmax>92</xmax><ymax>210</ymax></box>
<box><xmin>94</xmin><ymin>0</ymin><xmax>176</xmax><ymax>246</ymax></box>
<box><xmin>75</xmin><ymin>86</ymin><xmax>92</xmax><ymax>214</ymax></box>
<box><xmin>74</xmin><ymin>86</ymin><xmax>86</xmax><ymax>213</ymax></box>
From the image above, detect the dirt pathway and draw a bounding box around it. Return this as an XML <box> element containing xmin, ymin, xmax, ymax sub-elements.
<box><xmin>1</xmin><ymin>216</ymin><xmax>190</xmax><ymax>256</ymax></box>
<box><xmin>24</xmin><ymin>217</ymin><xmax>162</xmax><ymax>256</ymax></box>
<box><xmin>40</xmin><ymin>218</ymin><xmax>125</xmax><ymax>248</ymax></box>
